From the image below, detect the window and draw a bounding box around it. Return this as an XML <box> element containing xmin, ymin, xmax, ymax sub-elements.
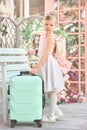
<box><xmin>53</xmin><ymin>0</ymin><xmax>85</xmax><ymax>94</ymax></box>
<box><xmin>30</xmin><ymin>0</ymin><xmax>44</xmax><ymax>15</ymax></box>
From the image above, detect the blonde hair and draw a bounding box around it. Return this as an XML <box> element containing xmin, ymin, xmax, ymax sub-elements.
<box><xmin>44</xmin><ymin>11</ymin><xmax>58</xmax><ymax>26</ymax></box>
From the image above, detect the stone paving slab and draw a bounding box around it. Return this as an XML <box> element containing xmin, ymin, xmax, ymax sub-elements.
<box><xmin>0</xmin><ymin>102</ymin><xmax>87</xmax><ymax>130</ymax></box>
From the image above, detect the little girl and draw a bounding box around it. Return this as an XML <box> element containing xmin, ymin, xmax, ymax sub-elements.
<box><xmin>30</xmin><ymin>12</ymin><xmax>65</xmax><ymax>122</ymax></box>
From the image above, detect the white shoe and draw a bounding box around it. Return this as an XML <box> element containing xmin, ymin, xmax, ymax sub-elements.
<box><xmin>42</xmin><ymin>116</ymin><xmax>56</xmax><ymax>123</ymax></box>
<box><xmin>43</xmin><ymin>106</ymin><xmax>49</xmax><ymax>116</ymax></box>
<box><xmin>55</xmin><ymin>111</ymin><xmax>64</xmax><ymax>120</ymax></box>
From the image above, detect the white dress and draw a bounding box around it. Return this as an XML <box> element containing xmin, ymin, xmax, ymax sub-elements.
<box><xmin>38</xmin><ymin>33</ymin><xmax>65</xmax><ymax>92</ymax></box>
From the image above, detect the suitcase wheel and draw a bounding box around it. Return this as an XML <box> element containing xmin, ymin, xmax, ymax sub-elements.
<box><xmin>11</xmin><ymin>120</ymin><xmax>17</xmax><ymax>128</ymax></box>
<box><xmin>35</xmin><ymin>120</ymin><xmax>42</xmax><ymax>127</ymax></box>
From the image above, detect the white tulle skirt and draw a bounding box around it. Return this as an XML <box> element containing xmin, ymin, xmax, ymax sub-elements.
<box><xmin>37</xmin><ymin>54</ymin><xmax>65</xmax><ymax>92</ymax></box>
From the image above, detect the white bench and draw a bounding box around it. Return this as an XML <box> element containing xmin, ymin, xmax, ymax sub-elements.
<box><xmin>0</xmin><ymin>48</ymin><xmax>30</xmax><ymax>123</ymax></box>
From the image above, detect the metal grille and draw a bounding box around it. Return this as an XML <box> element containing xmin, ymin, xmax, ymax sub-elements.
<box><xmin>0</xmin><ymin>17</ymin><xmax>16</xmax><ymax>48</ymax></box>
<box><xmin>0</xmin><ymin>15</ymin><xmax>43</xmax><ymax>49</ymax></box>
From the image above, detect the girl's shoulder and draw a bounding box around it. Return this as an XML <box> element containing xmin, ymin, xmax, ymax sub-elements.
<box><xmin>46</xmin><ymin>34</ymin><xmax>55</xmax><ymax>46</ymax></box>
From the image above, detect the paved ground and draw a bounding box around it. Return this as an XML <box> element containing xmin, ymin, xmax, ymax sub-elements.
<box><xmin>0</xmin><ymin>102</ymin><xmax>87</xmax><ymax>130</ymax></box>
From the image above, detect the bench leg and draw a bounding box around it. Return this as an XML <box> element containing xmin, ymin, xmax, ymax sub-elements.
<box><xmin>1</xmin><ymin>65</ymin><xmax>8</xmax><ymax>123</ymax></box>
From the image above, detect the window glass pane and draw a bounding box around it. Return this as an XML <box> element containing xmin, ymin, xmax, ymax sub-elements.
<box><xmin>70</xmin><ymin>83</ymin><xmax>79</xmax><ymax>93</ymax></box>
<box><xmin>80</xmin><ymin>83</ymin><xmax>85</xmax><ymax>94</ymax></box>
<box><xmin>30</xmin><ymin>0</ymin><xmax>44</xmax><ymax>15</ymax></box>
<box><xmin>81</xmin><ymin>59</ymin><xmax>85</xmax><ymax>69</ymax></box>
<box><xmin>59</xmin><ymin>0</ymin><xmax>79</xmax><ymax>10</ymax></box>
<box><xmin>80</xmin><ymin>9</ymin><xmax>85</xmax><ymax>19</ymax></box>
<box><xmin>80</xmin><ymin>46</ymin><xmax>85</xmax><ymax>57</ymax></box>
<box><xmin>72</xmin><ymin>59</ymin><xmax>79</xmax><ymax>69</ymax></box>
<box><xmin>80</xmin><ymin>34</ymin><xmax>85</xmax><ymax>44</ymax></box>
<box><xmin>81</xmin><ymin>71</ymin><xmax>85</xmax><ymax>81</ymax></box>
<box><xmin>66</xmin><ymin>34</ymin><xmax>79</xmax><ymax>56</ymax></box>
<box><xmin>69</xmin><ymin>71</ymin><xmax>79</xmax><ymax>81</ymax></box>
<box><xmin>53</xmin><ymin>0</ymin><xmax>58</xmax><ymax>10</ymax></box>
<box><xmin>64</xmin><ymin>22</ymin><xmax>79</xmax><ymax>33</ymax></box>
<box><xmin>80</xmin><ymin>22</ymin><xmax>85</xmax><ymax>32</ymax></box>
<box><xmin>60</xmin><ymin>10</ymin><xmax>79</xmax><ymax>22</ymax></box>
<box><xmin>80</xmin><ymin>0</ymin><xmax>85</xmax><ymax>7</ymax></box>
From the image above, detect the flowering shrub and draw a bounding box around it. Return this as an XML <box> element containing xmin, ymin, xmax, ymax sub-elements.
<box><xmin>57</xmin><ymin>73</ymin><xmax>87</xmax><ymax>104</ymax></box>
<box><xmin>57</xmin><ymin>84</ymin><xmax>87</xmax><ymax>104</ymax></box>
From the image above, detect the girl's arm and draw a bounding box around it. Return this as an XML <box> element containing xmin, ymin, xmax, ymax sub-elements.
<box><xmin>30</xmin><ymin>36</ymin><xmax>55</xmax><ymax>74</ymax></box>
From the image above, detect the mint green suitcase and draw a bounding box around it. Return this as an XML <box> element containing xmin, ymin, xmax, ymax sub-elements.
<box><xmin>10</xmin><ymin>73</ymin><xmax>43</xmax><ymax>128</ymax></box>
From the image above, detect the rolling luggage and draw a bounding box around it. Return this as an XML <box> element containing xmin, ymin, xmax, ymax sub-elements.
<box><xmin>9</xmin><ymin>72</ymin><xmax>43</xmax><ymax>128</ymax></box>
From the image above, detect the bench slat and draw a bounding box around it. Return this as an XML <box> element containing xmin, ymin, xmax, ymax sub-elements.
<box><xmin>0</xmin><ymin>48</ymin><xmax>27</xmax><ymax>55</ymax></box>
<box><xmin>0</xmin><ymin>56</ymin><xmax>28</xmax><ymax>63</ymax></box>
<box><xmin>0</xmin><ymin>71</ymin><xmax>20</xmax><ymax>81</ymax></box>
<box><xmin>0</xmin><ymin>65</ymin><xmax>30</xmax><ymax>82</ymax></box>
<box><xmin>0</xmin><ymin>64</ymin><xmax>30</xmax><ymax>71</ymax></box>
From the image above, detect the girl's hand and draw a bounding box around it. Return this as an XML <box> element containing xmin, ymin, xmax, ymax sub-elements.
<box><xmin>29</xmin><ymin>67</ymin><xmax>38</xmax><ymax>75</ymax></box>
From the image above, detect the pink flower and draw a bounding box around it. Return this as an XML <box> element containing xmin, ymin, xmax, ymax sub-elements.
<box><xmin>28</xmin><ymin>49</ymin><xmax>35</xmax><ymax>55</ymax></box>
<box><xmin>78</xmin><ymin>96</ymin><xmax>87</xmax><ymax>103</ymax></box>
<box><xmin>61</xmin><ymin>90</ymin><xmax>67</xmax><ymax>97</ymax></box>
<box><xmin>73</xmin><ymin>94</ymin><xmax>78</xmax><ymax>99</ymax></box>
<box><xmin>57</xmin><ymin>94</ymin><xmax>65</xmax><ymax>100</ymax></box>
<box><xmin>1</xmin><ymin>14</ymin><xmax>9</xmax><ymax>18</ymax></box>
<box><xmin>69</xmin><ymin>92</ymin><xmax>74</xmax><ymax>97</ymax></box>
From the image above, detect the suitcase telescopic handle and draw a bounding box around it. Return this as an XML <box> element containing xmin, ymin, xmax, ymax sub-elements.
<box><xmin>20</xmin><ymin>71</ymin><xmax>36</xmax><ymax>76</ymax></box>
